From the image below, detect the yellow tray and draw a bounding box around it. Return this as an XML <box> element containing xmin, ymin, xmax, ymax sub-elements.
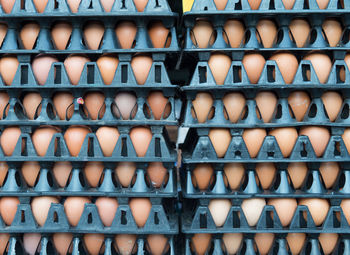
<box><xmin>183</xmin><ymin>0</ymin><xmax>195</xmax><ymax>12</ymax></box>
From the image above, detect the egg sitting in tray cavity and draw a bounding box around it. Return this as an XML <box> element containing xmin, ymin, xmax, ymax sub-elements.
<box><xmin>303</xmin><ymin>52</ymin><xmax>332</xmax><ymax>84</ymax></box>
<box><xmin>148</xmin><ymin>21</ymin><xmax>171</xmax><ymax>48</ymax></box>
<box><xmin>299</xmin><ymin>126</ymin><xmax>330</xmax><ymax>157</ymax></box>
<box><xmin>190</xmin><ymin>19</ymin><xmax>215</xmax><ymax>48</ymax></box>
<box><xmin>131</xmin><ymin>54</ymin><xmax>153</xmax><ymax>85</ymax></box>
<box><xmin>129</xmin><ymin>126</ymin><xmax>153</xmax><ymax>157</ymax></box>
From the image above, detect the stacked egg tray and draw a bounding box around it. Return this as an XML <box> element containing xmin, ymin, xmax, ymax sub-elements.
<box><xmin>0</xmin><ymin>0</ymin><xmax>180</xmax><ymax>254</ymax></box>
<box><xmin>179</xmin><ymin>0</ymin><xmax>350</xmax><ymax>254</ymax></box>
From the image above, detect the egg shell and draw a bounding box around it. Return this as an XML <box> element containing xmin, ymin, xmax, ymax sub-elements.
<box><xmin>241</xmin><ymin>198</ymin><xmax>266</xmax><ymax>226</ymax></box>
<box><xmin>33</xmin><ymin>0</ymin><xmax>48</xmax><ymax>12</ymax></box>
<box><xmin>0</xmin><ymin>233</ymin><xmax>9</xmax><ymax>254</ymax></box>
<box><xmin>31</xmin><ymin>196</ymin><xmax>59</xmax><ymax>226</ymax></box>
<box><xmin>97</xmin><ymin>54</ymin><xmax>119</xmax><ymax>85</ymax></box>
<box><xmin>282</xmin><ymin>0</ymin><xmax>295</xmax><ymax>8</ymax></box>
<box><xmin>269</xmin><ymin>127</ymin><xmax>298</xmax><ymax>157</ymax></box>
<box><xmin>53</xmin><ymin>233</ymin><xmax>73</xmax><ymax>255</ymax></box>
<box><xmin>51</xmin><ymin>22</ymin><xmax>73</xmax><ymax>50</ymax></box>
<box><xmin>134</xmin><ymin>0</ymin><xmax>148</xmax><ymax>11</ymax></box>
<box><xmin>242</xmin><ymin>53</ymin><xmax>266</xmax><ymax>84</ymax></box>
<box><xmin>115</xmin><ymin>162</ymin><xmax>136</xmax><ymax>187</ymax></box>
<box><xmin>0</xmin><ymin>197</ymin><xmax>19</xmax><ymax>225</ymax></box>
<box><xmin>23</xmin><ymin>92</ymin><xmax>42</xmax><ymax>120</ymax></box>
<box><xmin>224</xmin><ymin>163</ymin><xmax>244</xmax><ymax>190</ymax></box>
<box><xmin>64</xmin><ymin>55</ymin><xmax>90</xmax><ymax>85</ymax></box>
<box><xmin>298</xmin><ymin>198</ymin><xmax>329</xmax><ymax>226</ymax></box>
<box><xmin>53</xmin><ymin>161</ymin><xmax>72</xmax><ymax>188</ymax></box>
<box><xmin>256</xmin><ymin>19</ymin><xmax>277</xmax><ymax>48</ymax></box>
<box><xmin>303</xmin><ymin>53</ymin><xmax>332</xmax><ymax>84</ymax></box>
<box><xmin>23</xmin><ymin>233</ymin><xmax>41</xmax><ymax>255</ymax></box>
<box><xmin>84</xmin><ymin>91</ymin><xmax>106</xmax><ymax>120</ymax></box>
<box><xmin>286</xmin><ymin>233</ymin><xmax>306</xmax><ymax>255</ymax></box>
<box><xmin>0</xmin><ymin>55</ymin><xmax>19</xmax><ymax>86</ymax></box>
<box><xmin>115</xmin><ymin>21</ymin><xmax>137</xmax><ymax>49</ymax></box>
<box><xmin>0</xmin><ymin>0</ymin><xmax>15</xmax><ymax>13</ymax></box>
<box><xmin>191</xmin><ymin>92</ymin><xmax>214</xmax><ymax>123</ymax></box>
<box><xmin>288</xmin><ymin>91</ymin><xmax>311</xmax><ymax>121</ymax></box>
<box><xmin>256</xmin><ymin>163</ymin><xmax>276</xmax><ymax>189</ymax></box>
<box><xmin>64</xmin><ymin>197</ymin><xmax>91</xmax><ymax>226</ymax></box>
<box><xmin>289</xmin><ymin>19</ymin><xmax>310</xmax><ymax>47</ymax></box>
<box><xmin>342</xmin><ymin>128</ymin><xmax>350</xmax><ymax>153</ymax></box>
<box><xmin>319</xmin><ymin>162</ymin><xmax>339</xmax><ymax>188</ymax></box>
<box><xmin>114</xmin><ymin>234</ymin><xmax>137</xmax><ymax>255</ymax></box>
<box><xmin>247</xmin><ymin>0</ymin><xmax>262</xmax><ymax>9</ymax></box>
<box><xmin>84</xmin><ymin>161</ymin><xmax>104</xmax><ymax>187</ymax></box>
<box><xmin>255</xmin><ymin>91</ymin><xmax>277</xmax><ymax>123</ymax></box>
<box><xmin>269</xmin><ymin>52</ymin><xmax>298</xmax><ymax>84</ymax></box>
<box><xmin>214</xmin><ymin>0</ymin><xmax>228</xmax><ymax>9</ymax></box>
<box><xmin>129</xmin><ymin>127</ymin><xmax>153</xmax><ymax>157</ymax></box>
<box><xmin>299</xmin><ymin>126</ymin><xmax>330</xmax><ymax>157</ymax></box>
<box><xmin>208</xmin><ymin>199</ymin><xmax>231</xmax><ymax>227</ymax></box>
<box><xmin>96</xmin><ymin>126</ymin><xmax>120</xmax><ymax>157</ymax></box>
<box><xmin>147</xmin><ymin>162</ymin><xmax>168</xmax><ymax>188</ymax></box>
<box><xmin>95</xmin><ymin>197</ymin><xmax>118</xmax><ymax>227</ymax></box>
<box><xmin>129</xmin><ymin>198</ymin><xmax>152</xmax><ymax>227</ymax></box>
<box><xmin>223</xmin><ymin>20</ymin><xmax>245</xmax><ymax>47</ymax></box>
<box><xmin>83</xmin><ymin>234</ymin><xmax>104</xmax><ymax>255</ymax></box>
<box><xmin>242</xmin><ymin>128</ymin><xmax>267</xmax><ymax>158</ymax></box>
<box><xmin>22</xmin><ymin>161</ymin><xmax>40</xmax><ymax>187</ymax></box>
<box><xmin>319</xmin><ymin>233</ymin><xmax>338</xmax><ymax>255</ymax></box>
<box><xmin>0</xmin><ymin>162</ymin><xmax>8</xmax><ymax>186</ymax></box>
<box><xmin>147</xmin><ymin>235</ymin><xmax>169</xmax><ymax>255</ymax></box>
<box><xmin>340</xmin><ymin>199</ymin><xmax>350</xmax><ymax>225</ymax></box>
<box><xmin>53</xmin><ymin>92</ymin><xmax>74</xmax><ymax>120</ymax></box>
<box><xmin>268</xmin><ymin>198</ymin><xmax>297</xmax><ymax>226</ymax></box>
<box><xmin>100</xmin><ymin>0</ymin><xmax>115</xmax><ymax>12</ymax></box>
<box><xmin>223</xmin><ymin>92</ymin><xmax>246</xmax><ymax>123</ymax></box>
<box><xmin>191</xmin><ymin>234</ymin><xmax>211</xmax><ymax>255</ymax></box>
<box><xmin>113</xmin><ymin>92</ymin><xmax>137</xmax><ymax>120</ymax></box>
<box><xmin>287</xmin><ymin>162</ymin><xmax>308</xmax><ymax>189</ymax></box>
<box><xmin>208</xmin><ymin>128</ymin><xmax>231</xmax><ymax>158</ymax></box>
<box><xmin>208</xmin><ymin>53</ymin><xmax>231</xmax><ymax>85</ymax></box>
<box><xmin>190</xmin><ymin>19</ymin><xmax>215</xmax><ymax>48</ymax></box>
<box><xmin>148</xmin><ymin>21</ymin><xmax>171</xmax><ymax>48</ymax></box>
<box><xmin>222</xmin><ymin>233</ymin><xmax>243</xmax><ymax>254</ymax></box>
<box><xmin>0</xmin><ymin>23</ymin><xmax>8</xmax><ymax>47</ymax></box>
<box><xmin>83</xmin><ymin>21</ymin><xmax>105</xmax><ymax>50</ymax></box>
<box><xmin>341</xmin><ymin>53</ymin><xmax>350</xmax><ymax>81</ymax></box>
<box><xmin>321</xmin><ymin>91</ymin><xmax>342</xmax><ymax>122</ymax></box>
<box><xmin>20</xmin><ymin>22</ymin><xmax>40</xmax><ymax>50</ymax></box>
<box><xmin>322</xmin><ymin>19</ymin><xmax>342</xmax><ymax>47</ymax></box>
<box><xmin>254</xmin><ymin>233</ymin><xmax>274</xmax><ymax>255</ymax></box>
<box><xmin>316</xmin><ymin>0</ymin><xmax>330</xmax><ymax>9</ymax></box>
<box><xmin>192</xmin><ymin>163</ymin><xmax>214</xmax><ymax>191</ymax></box>
<box><xmin>0</xmin><ymin>126</ymin><xmax>22</xmax><ymax>156</ymax></box>
<box><xmin>64</xmin><ymin>125</ymin><xmax>91</xmax><ymax>157</ymax></box>
<box><xmin>0</xmin><ymin>92</ymin><xmax>9</xmax><ymax>119</ymax></box>
<box><xmin>147</xmin><ymin>91</ymin><xmax>171</xmax><ymax>120</ymax></box>
<box><xmin>67</xmin><ymin>0</ymin><xmax>81</xmax><ymax>13</ymax></box>
<box><xmin>131</xmin><ymin>55</ymin><xmax>153</xmax><ymax>85</ymax></box>
<box><xmin>32</xmin><ymin>126</ymin><xmax>60</xmax><ymax>156</ymax></box>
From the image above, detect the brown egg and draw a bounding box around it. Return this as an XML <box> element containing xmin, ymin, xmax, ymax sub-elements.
<box><xmin>322</xmin><ymin>91</ymin><xmax>342</xmax><ymax>122</ymax></box>
<box><xmin>288</xmin><ymin>91</ymin><xmax>311</xmax><ymax>121</ymax></box>
<box><xmin>33</xmin><ymin>0</ymin><xmax>48</xmax><ymax>13</ymax></box>
<box><xmin>208</xmin><ymin>53</ymin><xmax>231</xmax><ymax>85</ymax></box>
<box><xmin>222</xmin><ymin>233</ymin><xmax>243</xmax><ymax>254</ymax></box>
<box><xmin>0</xmin><ymin>55</ymin><xmax>19</xmax><ymax>86</ymax></box>
<box><xmin>0</xmin><ymin>0</ymin><xmax>15</xmax><ymax>13</ymax></box>
<box><xmin>0</xmin><ymin>197</ymin><xmax>19</xmax><ymax>225</ymax></box>
<box><xmin>53</xmin><ymin>233</ymin><xmax>73</xmax><ymax>255</ymax></box>
<box><xmin>282</xmin><ymin>0</ymin><xmax>295</xmax><ymax>8</ymax></box>
<box><xmin>269</xmin><ymin>128</ymin><xmax>298</xmax><ymax>157</ymax></box>
<box><xmin>319</xmin><ymin>233</ymin><xmax>338</xmax><ymax>255</ymax></box>
<box><xmin>254</xmin><ymin>233</ymin><xmax>274</xmax><ymax>255</ymax></box>
<box><xmin>20</xmin><ymin>22</ymin><xmax>40</xmax><ymax>49</ymax></box>
<box><xmin>256</xmin><ymin>19</ymin><xmax>277</xmax><ymax>48</ymax></box>
<box><xmin>298</xmin><ymin>198</ymin><xmax>329</xmax><ymax>226</ymax></box>
<box><xmin>83</xmin><ymin>21</ymin><xmax>104</xmax><ymax>50</ymax></box>
<box><xmin>97</xmin><ymin>54</ymin><xmax>119</xmax><ymax>85</ymax></box>
<box><xmin>64</xmin><ymin>125</ymin><xmax>91</xmax><ymax>156</ymax></box>
<box><xmin>269</xmin><ymin>53</ymin><xmax>298</xmax><ymax>84</ymax></box>
<box><xmin>96</xmin><ymin>126</ymin><xmax>119</xmax><ymax>157</ymax></box>
<box><xmin>0</xmin><ymin>126</ymin><xmax>22</xmax><ymax>156</ymax></box>
<box><xmin>32</xmin><ymin>126</ymin><xmax>60</xmax><ymax>156</ymax></box>
<box><xmin>129</xmin><ymin>198</ymin><xmax>152</xmax><ymax>227</ymax></box>
<box><xmin>247</xmin><ymin>0</ymin><xmax>262</xmax><ymax>9</ymax></box>
<box><xmin>114</xmin><ymin>235</ymin><xmax>137</xmax><ymax>255</ymax></box>
<box><xmin>342</xmin><ymin>128</ymin><xmax>350</xmax><ymax>153</ymax></box>
<box><xmin>64</xmin><ymin>197</ymin><xmax>91</xmax><ymax>226</ymax></box>
<box><xmin>316</xmin><ymin>0</ymin><xmax>330</xmax><ymax>9</ymax></box>
<box><xmin>134</xmin><ymin>0</ymin><xmax>148</xmax><ymax>11</ymax></box>
<box><xmin>223</xmin><ymin>92</ymin><xmax>246</xmax><ymax>123</ymax></box>
<box><xmin>287</xmin><ymin>162</ymin><xmax>308</xmax><ymax>189</ymax></box>
<box><xmin>340</xmin><ymin>199</ymin><xmax>350</xmax><ymax>224</ymax></box>
<box><xmin>242</xmin><ymin>128</ymin><xmax>267</xmax><ymax>158</ymax></box>
<box><xmin>115</xmin><ymin>21</ymin><xmax>137</xmax><ymax>49</ymax></box>
<box><xmin>22</xmin><ymin>161</ymin><xmax>40</xmax><ymax>187</ymax></box>
<box><xmin>190</xmin><ymin>19</ymin><xmax>215</xmax><ymax>48</ymax></box>
<box><xmin>224</xmin><ymin>163</ymin><xmax>244</xmax><ymax>190</ymax></box>
<box><xmin>100</xmin><ymin>0</ymin><xmax>114</xmax><ymax>12</ymax></box>
<box><xmin>0</xmin><ymin>23</ymin><xmax>7</xmax><ymax>47</ymax></box>
<box><xmin>23</xmin><ymin>92</ymin><xmax>42</xmax><ymax>120</ymax></box>
<box><xmin>83</xmin><ymin>234</ymin><xmax>104</xmax><ymax>255</ymax></box>
<box><xmin>53</xmin><ymin>92</ymin><xmax>74</xmax><ymax>120</ymax></box>
<box><xmin>31</xmin><ymin>196</ymin><xmax>59</xmax><ymax>226</ymax></box>
<box><xmin>191</xmin><ymin>92</ymin><xmax>214</xmax><ymax>123</ymax></box>
<box><xmin>268</xmin><ymin>198</ymin><xmax>297</xmax><ymax>226</ymax></box>
<box><xmin>115</xmin><ymin>162</ymin><xmax>136</xmax><ymax>187</ymax></box>
<box><xmin>129</xmin><ymin>127</ymin><xmax>152</xmax><ymax>157</ymax></box>
<box><xmin>113</xmin><ymin>92</ymin><xmax>137</xmax><ymax>120</ymax></box>
<box><xmin>192</xmin><ymin>163</ymin><xmax>214</xmax><ymax>191</ymax></box>
<box><xmin>286</xmin><ymin>233</ymin><xmax>306</xmax><ymax>255</ymax></box>
<box><xmin>64</xmin><ymin>54</ymin><xmax>90</xmax><ymax>85</ymax></box>
<box><xmin>67</xmin><ymin>0</ymin><xmax>81</xmax><ymax>13</ymax></box>
<box><xmin>208</xmin><ymin>199</ymin><xmax>231</xmax><ymax>227</ymax></box>
<box><xmin>289</xmin><ymin>18</ymin><xmax>310</xmax><ymax>47</ymax></box>
<box><xmin>148</xmin><ymin>21</ymin><xmax>171</xmax><ymax>48</ymax></box>
<box><xmin>53</xmin><ymin>161</ymin><xmax>72</xmax><ymax>187</ymax></box>
<box><xmin>0</xmin><ymin>162</ymin><xmax>8</xmax><ymax>186</ymax></box>
<box><xmin>255</xmin><ymin>91</ymin><xmax>277</xmax><ymax>123</ymax></box>
<box><xmin>147</xmin><ymin>91</ymin><xmax>171</xmax><ymax>120</ymax></box>
<box><xmin>322</xmin><ymin>19</ymin><xmax>342</xmax><ymax>47</ymax></box>
<box><xmin>131</xmin><ymin>55</ymin><xmax>152</xmax><ymax>85</ymax></box>
<box><xmin>214</xmin><ymin>0</ymin><xmax>228</xmax><ymax>9</ymax></box>
<box><xmin>299</xmin><ymin>126</ymin><xmax>330</xmax><ymax>157</ymax></box>
<box><xmin>241</xmin><ymin>198</ymin><xmax>266</xmax><ymax>226</ymax></box>
<box><xmin>147</xmin><ymin>235</ymin><xmax>169</xmax><ymax>255</ymax></box>
<box><xmin>208</xmin><ymin>128</ymin><xmax>231</xmax><ymax>158</ymax></box>
<box><xmin>147</xmin><ymin>162</ymin><xmax>168</xmax><ymax>188</ymax></box>
<box><xmin>256</xmin><ymin>163</ymin><xmax>276</xmax><ymax>189</ymax></box>
<box><xmin>223</xmin><ymin>19</ymin><xmax>245</xmax><ymax>48</ymax></box>
<box><xmin>0</xmin><ymin>233</ymin><xmax>9</xmax><ymax>255</ymax></box>
<box><xmin>319</xmin><ymin>162</ymin><xmax>339</xmax><ymax>188</ymax></box>
<box><xmin>191</xmin><ymin>234</ymin><xmax>212</xmax><ymax>255</ymax></box>
<box><xmin>303</xmin><ymin>53</ymin><xmax>332</xmax><ymax>84</ymax></box>
<box><xmin>0</xmin><ymin>92</ymin><xmax>9</xmax><ymax>119</ymax></box>
<box><xmin>242</xmin><ymin>53</ymin><xmax>266</xmax><ymax>84</ymax></box>
<box><xmin>95</xmin><ymin>197</ymin><xmax>118</xmax><ymax>227</ymax></box>
<box><xmin>51</xmin><ymin>22</ymin><xmax>73</xmax><ymax>50</ymax></box>
<box><xmin>23</xmin><ymin>233</ymin><xmax>41</xmax><ymax>255</ymax></box>
<box><xmin>84</xmin><ymin>162</ymin><xmax>104</xmax><ymax>188</ymax></box>
<box><xmin>84</xmin><ymin>91</ymin><xmax>106</xmax><ymax>120</ymax></box>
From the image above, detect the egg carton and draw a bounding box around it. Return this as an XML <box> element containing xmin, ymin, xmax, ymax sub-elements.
<box><xmin>181</xmin><ymin>162</ymin><xmax>350</xmax><ymax>198</ymax></box>
<box><xmin>0</xmin><ymin>162</ymin><xmax>177</xmax><ymax>197</ymax></box>
<box><xmin>181</xmin><ymin>198</ymin><xmax>350</xmax><ymax>234</ymax></box>
<box><xmin>184</xmin><ymin>233</ymin><xmax>350</xmax><ymax>255</ymax></box>
<box><xmin>0</xmin><ymin>125</ymin><xmax>176</xmax><ymax>163</ymax></box>
<box><xmin>3</xmin><ymin>234</ymin><xmax>177</xmax><ymax>255</ymax></box>
<box><xmin>0</xmin><ymin>197</ymin><xmax>178</xmax><ymax>234</ymax></box>
<box><xmin>0</xmin><ymin>0</ymin><xmax>176</xmax><ymax>16</ymax></box>
<box><xmin>180</xmin><ymin>127</ymin><xmax>350</xmax><ymax>163</ymax></box>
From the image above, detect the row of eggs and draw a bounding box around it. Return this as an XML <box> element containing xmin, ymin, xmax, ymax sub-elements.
<box><xmin>191</xmin><ymin>162</ymin><xmax>340</xmax><ymax>191</ymax></box>
<box><xmin>0</xmin><ymin>233</ymin><xmax>170</xmax><ymax>255</ymax></box>
<box><xmin>192</xmin><ymin>90</ymin><xmax>342</xmax><ymax>123</ymax></box>
<box><xmin>0</xmin><ymin>90</ymin><xmax>171</xmax><ymax>120</ymax></box>
<box><xmin>0</xmin><ymin>54</ymin><xmax>158</xmax><ymax>86</ymax></box>
<box><xmin>0</xmin><ymin>20</ymin><xmax>172</xmax><ymax>50</ymax></box>
<box><xmin>191</xmin><ymin>18</ymin><xmax>343</xmax><ymax>48</ymax></box>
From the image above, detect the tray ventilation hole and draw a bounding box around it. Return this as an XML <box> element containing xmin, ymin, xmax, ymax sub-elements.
<box><xmin>21</xmin><ymin>210</ymin><xmax>25</xmax><ymax>223</ymax></box>
<box><xmin>199</xmin><ymin>213</ymin><xmax>207</xmax><ymax>228</ymax></box>
<box><xmin>121</xmin><ymin>210</ymin><xmax>127</xmax><ymax>225</ymax></box>
<box><xmin>199</xmin><ymin>66</ymin><xmax>207</xmax><ymax>83</ymax></box>
<box><xmin>21</xmin><ymin>66</ymin><xmax>28</xmax><ymax>85</ymax></box>
<box><xmin>267</xmin><ymin>65</ymin><xmax>275</xmax><ymax>82</ymax></box>
<box><xmin>53</xmin><ymin>212</ymin><xmax>58</xmax><ymax>223</ymax></box>
<box><xmin>54</xmin><ymin>66</ymin><xmax>61</xmax><ymax>84</ymax></box>
<box><xmin>87</xmin><ymin>65</ymin><xmax>94</xmax><ymax>84</ymax></box>
<box><xmin>121</xmin><ymin>65</ymin><xmax>128</xmax><ymax>83</ymax></box>
<box><xmin>155</xmin><ymin>65</ymin><xmax>161</xmax><ymax>83</ymax></box>
<box><xmin>87</xmin><ymin>213</ymin><xmax>93</xmax><ymax>224</ymax></box>
<box><xmin>154</xmin><ymin>212</ymin><xmax>159</xmax><ymax>225</ymax></box>
<box><xmin>233</xmin><ymin>65</ymin><xmax>241</xmax><ymax>83</ymax></box>
<box><xmin>302</xmin><ymin>64</ymin><xmax>311</xmax><ymax>81</ymax></box>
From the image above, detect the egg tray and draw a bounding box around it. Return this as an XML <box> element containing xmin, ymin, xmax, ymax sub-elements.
<box><xmin>0</xmin><ymin>162</ymin><xmax>177</xmax><ymax>198</ymax></box>
<box><xmin>181</xmin><ymin>198</ymin><xmax>350</xmax><ymax>234</ymax></box>
<box><xmin>183</xmin><ymin>233</ymin><xmax>350</xmax><ymax>255</ymax></box>
<box><xmin>0</xmin><ymin>197</ymin><xmax>178</xmax><ymax>234</ymax></box>
<box><xmin>180</xmin><ymin>162</ymin><xmax>350</xmax><ymax>199</ymax></box>
<box><xmin>0</xmin><ymin>126</ymin><xmax>177</xmax><ymax>163</ymax></box>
